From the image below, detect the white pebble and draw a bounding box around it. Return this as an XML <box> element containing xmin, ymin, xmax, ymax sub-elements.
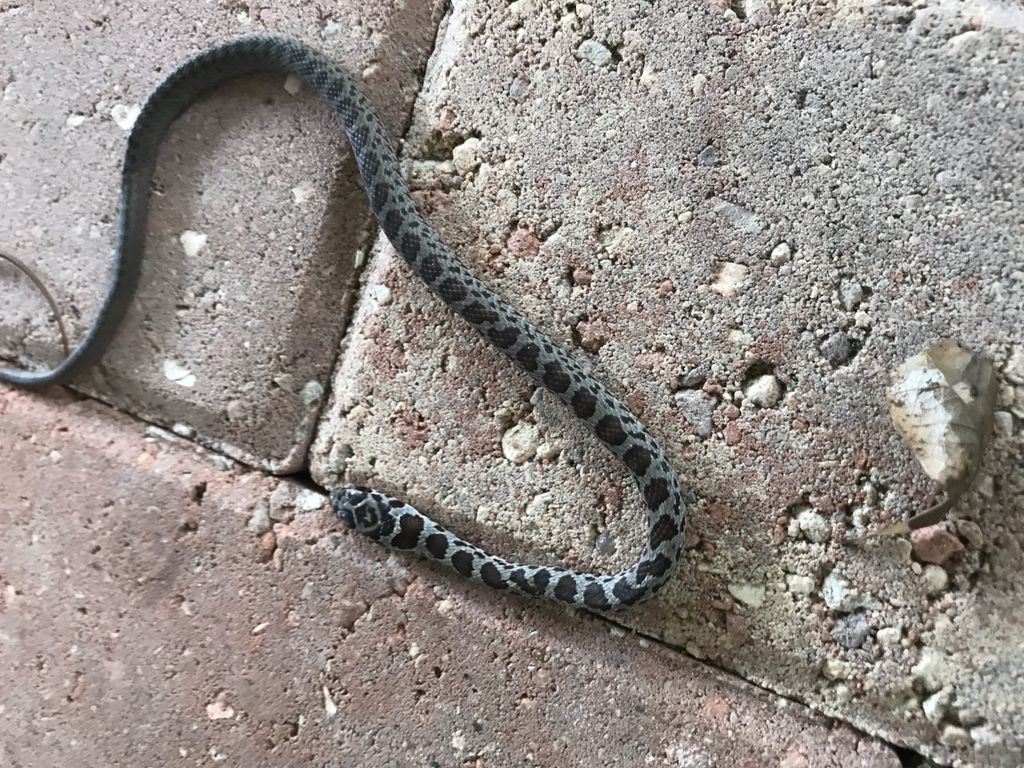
<box><xmin>786</xmin><ymin>574</ymin><xmax>816</xmax><ymax>595</ymax></box>
<box><xmin>110</xmin><ymin>103</ymin><xmax>141</xmax><ymax>130</ymax></box>
<box><xmin>179</xmin><ymin>230</ymin><xmax>208</xmax><ymax>258</ymax></box>
<box><xmin>452</xmin><ymin>137</ymin><xmax>483</xmax><ymax>175</ymax></box>
<box><xmin>727</xmin><ymin>582</ymin><xmax>765</xmax><ymax>608</ymax></box>
<box><xmin>769</xmin><ymin>242</ymin><xmax>792</xmax><ymax>265</ymax></box>
<box><xmin>744</xmin><ymin>374</ymin><xmax>782</xmax><ymax>408</ymax></box>
<box><xmin>921</xmin><ymin>564</ymin><xmax>949</xmax><ymax>595</ymax></box>
<box><xmin>796</xmin><ymin>508</ymin><xmax>830</xmax><ymax>543</ymax></box>
<box><xmin>576</xmin><ymin>39</ymin><xmax>612</xmax><ymax>67</ymax></box>
<box><xmin>501</xmin><ymin>423</ymin><xmax>542</xmax><ymax>463</ymax></box>
<box><xmin>162</xmin><ymin>359</ymin><xmax>196</xmax><ymax>388</ymax></box>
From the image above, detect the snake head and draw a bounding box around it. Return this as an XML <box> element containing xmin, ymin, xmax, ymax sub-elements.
<box><xmin>330</xmin><ymin>486</ymin><xmax>384</xmax><ymax>533</ymax></box>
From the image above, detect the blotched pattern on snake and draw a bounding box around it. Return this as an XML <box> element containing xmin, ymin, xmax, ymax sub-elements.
<box><xmin>0</xmin><ymin>36</ymin><xmax>689</xmax><ymax>610</ymax></box>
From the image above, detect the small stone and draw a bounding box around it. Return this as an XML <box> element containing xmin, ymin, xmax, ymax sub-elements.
<box><xmin>535</xmin><ymin>440</ymin><xmax>562</xmax><ymax>461</ymax></box>
<box><xmin>831</xmin><ymin>613</ymin><xmax>870</xmax><ymax>649</ymax></box>
<box><xmin>576</xmin><ymin>39</ymin><xmax>613</xmax><ymax>67</ymax></box>
<box><xmin>673</xmin><ymin>390</ymin><xmax>716</xmax><ymax>438</ymax></box>
<box><xmin>268</xmin><ymin>482</ymin><xmax>296</xmax><ymax>523</ymax></box>
<box><xmin>955</xmin><ymin>519</ymin><xmax>984</xmax><ymax>549</ymax></box>
<box><xmin>821</xmin><ymin>658</ymin><xmax>850</xmax><ymax>680</ymax></box>
<box><xmin>301</xmin><ymin>380</ymin><xmax>324</xmax><ymax>405</ymax></box>
<box><xmin>171</xmin><ymin>423</ymin><xmax>196</xmax><ymax>439</ymax></box>
<box><xmin>692</xmin><ymin>73</ymin><xmax>708</xmax><ymax>97</ymax></box>
<box><xmin>162</xmin><ymin>359</ymin><xmax>196</xmax><ymax>388</ymax></box>
<box><xmin>595</xmin><ymin>533</ymin><xmax>616</xmax><ymax>555</ymax></box>
<box><xmin>712</xmin><ymin>198</ymin><xmax>764</xmax><ymax>233</ymax></box>
<box><xmin>839</xmin><ymin>280</ymin><xmax>864</xmax><ymax>311</ymax></box>
<box><xmin>993</xmin><ymin>410</ymin><xmax>1014</xmax><ymax>437</ymax></box>
<box><xmin>283</xmin><ymin>74</ymin><xmax>302</xmax><ymax>95</ymax></box>
<box><xmin>1005</xmin><ymin>345</ymin><xmax>1024</xmax><ymax>384</ymax></box>
<box><xmin>940</xmin><ymin>725</ymin><xmax>972</xmax><ymax>748</ymax></box>
<box><xmin>179</xmin><ymin>230</ymin><xmax>208</xmax><ymax>258</ymax></box>
<box><xmin>247</xmin><ymin>501</ymin><xmax>272</xmax><ymax>534</ymax></box>
<box><xmin>922</xmin><ymin>688</ymin><xmax>952</xmax><ymax>725</ymax></box>
<box><xmin>711</xmin><ymin>262</ymin><xmax>748</xmax><ymax>298</ymax></box>
<box><xmin>723</xmin><ymin>422</ymin><xmax>742</xmax><ymax>446</ymax></box>
<box><xmin>502</xmin><ymin>423</ymin><xmax>542</xmax><ymax>463</ymax></box>
<box><xmin>525</xmin><ymin>492</ymin><xmax>554</xmax><ymax>518</ymax></box>
<box><xmin>576</xmin><ymin>320</ymin><xmax>610</xmax><ymax>353</ymax></box>
<box><xmin>769</xmin><ymin>242</ymin><xmax>792</xmax><ymax>265</ymax></box>
<box><xmin>206</xmin><ymin>693</ymin><xmax>235</xmax><ymax>720</ymax></box>
<box><xmin>820</xmin><ymin>332</ymin><xmax>856</xmax><ymax>367</ymax></box>
<box><xmin>911</xmin><ymin>525</ymin><xmax>965</xmax><ymax>565</ymax></box>
<box><xmin>796</xmin><ymin>508</ymin><xmax>830</xmax><ymax>543</ymax></box>
<box><xmin>257</xmin><ymin>532</ymin><xmax>276</xmax><ymax>563</ymax></box>
<box><xmin>697</xmin><ymin>145</ymin><xmax>717</xmax><ymax>166</ymax></box>
<box><xmin>913</xmin><ymin>648</ymin><xmax>951</xmax><ymax>693</ymax></box>
<box><xmin>786</xmin><ymin>574</ymin><xmax>816</xmax><ymax>595</ymax></box>
<box><xmin>575</xmin><ymin>2</ymin><xmax>593</xmax><ymax>18</ymax></box>
<box><xmin>295</xmin><ymin>489</ymin><xmax>326</xmax><ymax>513</ymax></box>
<box><xmin>727</xmin><ymin>582</ymin><xmax>765</xmax><ymax>608</ymax></box>
<box><xmin>507</xmin><ymin>227</ymin><xmax>540</xmax><ymax>258</ymax></box>
<box><xmin>110</xmin><ymin>103</ymin><xmax>141</xmax><ymax>130</ymax></box>
<box><xmin>452</xmin><ymin>137</ymin><xmax>483</xmax><ymax>175</ymax></box>
<box><xmin>921</xmin><ymin>564</ymin><xmax>949</xmax><ymax>595</ymax></box>
<box><xmin>744</xmin><ymin>374</ymin><xmax>782</xmax><ymax>408</ymax></box>
<box><xmin>822</xmin><ymin>570</ymin><xmax>877</xmax><ymax>613</ymax></box>
<box><xmin>876</xmin><ymin>626</ymin><xmax>902</xmax><ymax>647</ymax></box>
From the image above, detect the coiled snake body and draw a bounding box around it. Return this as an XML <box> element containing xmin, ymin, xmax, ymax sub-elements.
<box><xmin>1</xmin><ymin>36</ymin><xmax>688</xmax><ymax>610</ymax></box>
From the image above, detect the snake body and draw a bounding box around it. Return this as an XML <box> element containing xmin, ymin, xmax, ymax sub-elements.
<box><xmin>1</xmin><ymin>36</ymin><xmax>688</xmax><ymax>609</ymax></box>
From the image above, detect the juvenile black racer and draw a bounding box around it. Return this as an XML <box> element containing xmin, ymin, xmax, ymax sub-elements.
<box><xmin>0</xmin><ymin>35</ymin><xmax>688</xmax><ymax>610</ymax></box>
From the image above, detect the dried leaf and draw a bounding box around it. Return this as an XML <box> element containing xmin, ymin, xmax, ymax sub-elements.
<box><xmin>872</xmin><ymin>339</ymin><xmax>997</xmax><ymax>537</ymax></box>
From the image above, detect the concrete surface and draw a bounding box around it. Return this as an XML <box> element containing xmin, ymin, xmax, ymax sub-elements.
<box><xmin>0</xmin><ymin>388</ymin><xmax>901</xmax><ymax>767</ymax></box>
<box><xmin>310</xmin><ymin>1</ymin><xmax>1024</xmax><ymax>766</ymax></box>
<box><xmin>0</xmin><ymin>0</ymin><xmax>445</xmax><ymax>471</ymax></box>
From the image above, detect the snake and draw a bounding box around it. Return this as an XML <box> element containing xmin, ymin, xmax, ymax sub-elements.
<box><xmin>0</xmin><ymin>35</ymin><xmax>688</xmax><ymax>610</ymax></box>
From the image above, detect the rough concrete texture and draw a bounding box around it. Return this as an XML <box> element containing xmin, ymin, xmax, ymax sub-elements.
<box><xmin>0</xmin><ymin>0</ymin><xmax>445</xmax><ymax>471</ymax></box>
<box><xmin>311</xmin><ymin>1</ymin><xmax>1024</xmax><ymax>765</ymax></box>
<box><xmin>0</xmin><ymin>388</ymin><xmax>900</xmax><ymax>767</ymax></box>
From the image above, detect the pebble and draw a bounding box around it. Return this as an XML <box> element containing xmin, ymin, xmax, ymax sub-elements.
<box><xmin>839</xmin><ymin>279</ymin><xmax>864</xmax><ymax>311</ymax></box>
<box><xmin>110</xmin><ymin>103</ymin><xmax>141</xmax><ymax>130</ymax></box>
<box><xmin>268</xmin><ymin>482</ymin><xmax>296</xmax><ymax>523</ymax></box>
<box><xmin>727</xmin><ymin>582</ymin><xmax>766</xmax><ymax>608</ymax></box>
<box><xmin>922</xmin><ymin>688</ymin><xmax>952</xmax><ymax>725</ymax></box>
<box><xmin>786</xmin><ymin>574</ymin><xmax>816</xmax><ymax>595</ymax></box>
<box><xmin>921</xmin><ymin>564</ymin><xmax>949</xmax><ymax>595</ymax></box>
<box><xmin>821</xmin><ymin>658</ymin><xmax>850</xmax><ymax>680</ymax></box>
<box><xmin>576</xmin><ymin>320</ymin><xmax>610</xmax><ymax>353</ymax></box>
<box><xmin>576</xmin><ymin>39</ymin><xmax>613</xmax><ymax>67</ymax></box>
<box><xmin>993</xmin><ymin>410</ymin><xmax>1014</xmax><ymax>437</ymax></box>
<box><xmin>712</xmin><ymin>198</ymin><xmax>764</xmax><ymax>234</ymax></box>
<box><xmin>820</xmin><ymin>331</ymin><xmax>856</xmax><ymax>367</ymax></box>
<box><xmin>769</xmin><ymin>242</ymin><xmax>792</xmax><ymax>265</ymax></box>
<box><xmin>913</xmin><ymin>648</ymin><xmax>950</xmax><ymax>693</ymax></box>
<box><xmin>179</xmin><ymin>230</ymin><xmax>208</xmax><ymax>258</ymax></box>
<box><xmin>711</xmin><ymin>262</ymin><xmax>748</xmax><ymax>297</ymax></box>
<box><xmin>796</xmin><ymin>508</ymin><xmax>830</xmax><ymax>543</ymax></box>
<box><xmin>1005</xmin><ymin>345</ymin><xmax>1024</xmax><ymax>384</ymax></box>
<box><xmin>876</xmin><ymin>626</ymin><xmax>902</xmax><ymax>647</ymax></box>
<box><xmin>502</xmin><ymin>423</ymin><xmax>542</xmax><ymax>463</ymax></box>
<box><xmin>822</xmin><ymin>570</ymin><xmax>878</xmax><ymax>613</ymax></box>
<box><xmin>831</xmin><ymin>613</ymin><xmax>870</xmax><ymax>649</ymax></box>
<box><xmin>295</xmin><ymin>489</ymin><xmax>326</xmax><ymax>513</ymax></box>
<box><xmin>247</xmin><ymin>501</ymin><xmax>272</xmax><ymax>534</ymax></box>
<box><xmin>257</xmin><ymin>531</ymin><xmax>277</xmax><ymax>563</ymax></box>
<box><xmin>955</xmin><ymin>519</ymin><xmax>985</xmax><ymax>548</ymax></box>
<box><xmin>911</xmin><ymin>525</ymin><xmax>965</xmax><ymax>565</ymax></box>
<box><xmin>697</xmin><ymin>145</ymin><xmax>718</xmax><ymax>166</ymax></box>
<box><xmin>673</xmin><ymin>390</ymin><xmax>716</xmax><ymax>438</ymax></box>
<box><xmin>301</xmin><ymin>380</ymin><xmax>324</xmax><ymax>406</ymax></box>
<box><xmin>595</xmin><ymin>533</ymin><xmax>617</xmax><ymax>555</ymax></box>
<box><xmin>744</xmin><ymin>374</ymin><xmax>782</xmax><ymax>408</ymax></box>
<box><xmin>452</xmin><ymin>137</ymin><xmax>482</xmax><ymax>175</ymax></box>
